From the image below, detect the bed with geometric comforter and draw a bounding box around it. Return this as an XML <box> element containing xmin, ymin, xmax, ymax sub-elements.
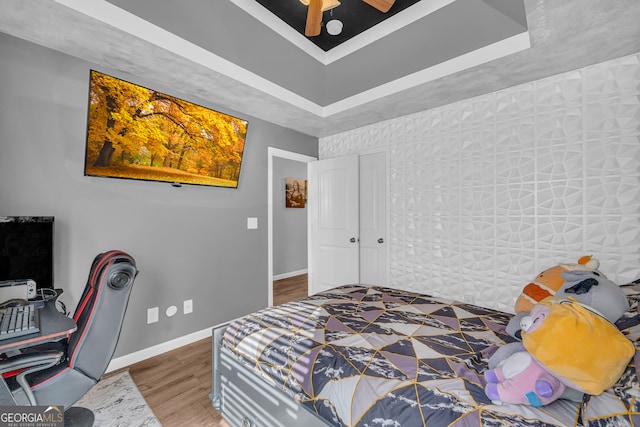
<box><xmin>217</xmin><ymin>284</ymin><xmax>640</xmax><ymax>427</ymax></box>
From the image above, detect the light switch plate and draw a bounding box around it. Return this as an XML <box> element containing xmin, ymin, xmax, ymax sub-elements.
<box><xmin>247</xmin><ymin>217</ymin><xmax>258</xmax><ymax>229</ymax></box>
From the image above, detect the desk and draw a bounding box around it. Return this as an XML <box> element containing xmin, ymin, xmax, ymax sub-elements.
<box><xmin>0</xmin><ymin>302</ymin><xmax>76</xmax><ymax>354</ymax></box>
<box><xmin>0</xmin><ymin>298</ymin><xmax>77</xmax><ymax>403</ymax></box>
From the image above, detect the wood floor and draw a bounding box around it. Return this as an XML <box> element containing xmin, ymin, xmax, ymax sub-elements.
<box><xmin>272</xmin><ymin>273</ymin><xmax>308</xmax><ymax>305</ymax></box>
<box><xmin>113</xmin><ymin>274</ymin><xmax>308</xmax><ymax>426</ymax></box>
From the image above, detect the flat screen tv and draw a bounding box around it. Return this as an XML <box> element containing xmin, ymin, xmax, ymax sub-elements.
<box><xmin>0</xmin><ymin>216</ymin><xmax>54</xmax><ymax>290</ymax></box>
<box><xmin>84</xmin><ymin>70</ymin><xmax>248</xmax><ymax>188</ymax></box>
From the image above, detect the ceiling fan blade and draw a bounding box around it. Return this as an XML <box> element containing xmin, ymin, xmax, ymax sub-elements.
<box><xmin>305</xmin><ymin>0</ymin><xmax>323</xmax><ymax>37</ymax></box>
<box><xmin>362</xmin><ymin>0</ymin><xmax>396</xmax><ymax>13</ymax></box>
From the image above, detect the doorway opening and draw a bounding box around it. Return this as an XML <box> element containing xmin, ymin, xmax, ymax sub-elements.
<box><xmin>268</xmin><ymin>147</ymin><xmax>316</xmax><ymax>306</ymax></box>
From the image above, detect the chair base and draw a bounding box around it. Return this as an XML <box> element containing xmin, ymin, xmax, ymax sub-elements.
<box><xmin>65</xmin><ymin>406</ymin><xmax>95</xmax><ymax>427</ymax></box>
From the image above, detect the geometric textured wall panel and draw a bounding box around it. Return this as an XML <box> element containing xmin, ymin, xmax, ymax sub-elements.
<box><xmin>320</xmin><ymin>53</ymin><xmax>640</xmax><ymax>312</ymax></box>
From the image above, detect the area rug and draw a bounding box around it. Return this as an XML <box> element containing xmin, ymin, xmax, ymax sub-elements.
<box><xmin>74</xmin><ymin>370</ymin><xmax>161</xmax><ymax>427</ymax></box>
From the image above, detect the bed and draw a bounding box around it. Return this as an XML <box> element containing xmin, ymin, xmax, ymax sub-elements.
<box><xmin>211</xmin><ymin>283</ymin><xmax>640</xmax><ymax>427</ymax></box>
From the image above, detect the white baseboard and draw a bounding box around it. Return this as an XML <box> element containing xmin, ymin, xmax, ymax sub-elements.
<box><xmin>273</xmin><ymin>269</ymin><xmax>307</xmax><ymax>281</ymax></box>
<box><xmin>106</xmin><ymin>325</ymin><xmax>219</xmax><ymax>373</ymax></box>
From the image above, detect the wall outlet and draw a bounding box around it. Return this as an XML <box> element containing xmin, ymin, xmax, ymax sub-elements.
<box><xmin>184</xmin><ymin>299</ymin><xmax>193</xmax><ymax>314</ymax></box>
<box><xmin>147</xmin><ymin>307</ymin><xmax>159</xmax><ymax>324</ymax></box>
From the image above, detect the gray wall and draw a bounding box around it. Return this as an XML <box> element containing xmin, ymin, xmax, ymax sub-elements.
<box><xmin>0</xmin><ymin>32</ymin><xmax>317</xmax><ymax>357</ymax></box>
<box><xmin>273</xmin><ymin>157</ymin><xmax>308</xmax><ymax>277</ymax></box>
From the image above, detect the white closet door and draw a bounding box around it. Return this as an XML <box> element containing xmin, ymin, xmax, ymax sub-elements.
<box><xmin>359</xmin><ymin>152</ymin><xmax>387</xmax><ymax>286</ymax></box>
<box><xmin>308</xmin><ymin>155</ymin><xmax>359</xmax><ymax>294</ymax></box>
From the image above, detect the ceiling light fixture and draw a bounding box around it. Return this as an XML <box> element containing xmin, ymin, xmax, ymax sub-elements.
<box><xmin>326</xmin><ymin>19</ymin><xmax>343</xmax><ymax>36</ymax></box>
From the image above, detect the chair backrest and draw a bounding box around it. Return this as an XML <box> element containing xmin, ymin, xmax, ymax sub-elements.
<box><xmin>67</xmin><ymin>250</ymin><xmax>138</xmax><ymax>381</ymax></box>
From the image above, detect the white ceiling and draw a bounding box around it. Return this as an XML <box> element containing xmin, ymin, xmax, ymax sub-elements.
<box><xmin>0</xmin><ymin>0</ymin><xmax>639</xmax><ymax>138</ymax></box>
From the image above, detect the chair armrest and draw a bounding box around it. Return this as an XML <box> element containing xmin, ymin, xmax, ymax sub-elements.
<box><xmin>0</xmin><ymin>351</ymin><xmax>64</xmax><ymax>405</ymax></box>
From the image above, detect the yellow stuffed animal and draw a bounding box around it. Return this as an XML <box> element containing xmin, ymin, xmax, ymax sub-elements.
<box><xmin>522</xmin><ymin>297</ymin><xmax>634</xmax><ymax>395</ymax></box>
<box><xmin>515</xmin><ymin>256</ymin><xmax>601</xmax><ymax>313</ymax></box>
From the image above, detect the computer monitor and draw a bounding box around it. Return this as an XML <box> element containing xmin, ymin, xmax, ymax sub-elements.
<box><xmin>0</xmin><ymin>216</ymin><xmax>54</xmax><ymax>290</ymax></box>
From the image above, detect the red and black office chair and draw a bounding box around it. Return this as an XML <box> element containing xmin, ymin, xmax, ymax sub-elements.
<box><xmin>0</xmin><ymin>250</ymin><xmax>138</xmax><ymax>421</ymax></box>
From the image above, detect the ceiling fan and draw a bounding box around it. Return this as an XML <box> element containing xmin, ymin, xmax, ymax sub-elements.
<box><xmin>301</xmin><ymin>0</ymin><xmax>396</xmax><ymax>37</ymax></box>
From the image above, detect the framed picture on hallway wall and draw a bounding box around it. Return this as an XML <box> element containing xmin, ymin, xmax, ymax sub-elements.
<box><xmin>285</xmin><ymin>177</ymin><xmax>306</xmax><ymax>208</ymax></box>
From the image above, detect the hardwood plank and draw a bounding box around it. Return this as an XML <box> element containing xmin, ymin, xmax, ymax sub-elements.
<box><xmin>119</xmin><ymin>274</ymin><xmax>308</xmax><ymax>426</ymax></box>
<box><xmin>273</xmin><ymin>273</ymin><xmax>308</xmax><ymax>306</ymax></box>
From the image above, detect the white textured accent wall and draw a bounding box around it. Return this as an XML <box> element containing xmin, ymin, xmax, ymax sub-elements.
<box><xmin>319</xmin><ymin>53</ymin><xmax>640</xmax><ymax>312</ymax></box>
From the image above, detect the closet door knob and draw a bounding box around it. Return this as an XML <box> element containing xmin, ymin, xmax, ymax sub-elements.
<box><xmin>350</xmin><ymin>237</ymin><xmax>357</xmax><ymax>243</ymax></box>
<box><xmin>378</xmin><ymin>238</ymin><xmax>384</xmax><ymax>244</ymax></box>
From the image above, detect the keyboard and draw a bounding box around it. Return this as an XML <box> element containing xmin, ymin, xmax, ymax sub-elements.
<box><xmin>0</xmin><ymin>304</ymin><xmax>40</xmax><ymax>340</ymax></box>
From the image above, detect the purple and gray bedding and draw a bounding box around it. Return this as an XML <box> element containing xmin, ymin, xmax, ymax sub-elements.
<box><xmin>222</xmin><ymin>284</ymin><xmax>640</xmax><ymax>426</ymax></box>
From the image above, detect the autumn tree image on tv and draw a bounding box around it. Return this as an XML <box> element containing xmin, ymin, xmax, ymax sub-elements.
<box><xmin>85</xmin><ymin>70</ymin><xmax>248</xmax><ymax>188</ymax></box>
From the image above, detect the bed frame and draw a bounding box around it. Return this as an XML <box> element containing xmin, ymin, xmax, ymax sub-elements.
<box><xmin>210</xmin><ymin>324</ymin><xmax>331</xmax><ymax>427</ymax></box>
